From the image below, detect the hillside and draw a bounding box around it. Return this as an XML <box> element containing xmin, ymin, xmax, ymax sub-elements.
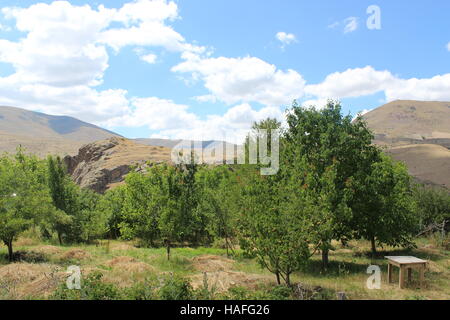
<box><xmin>64</xmin><ymin>137</ymin><xmax>171</xmax><ymax>193</ymax></box>
<box><xmin>0</xmin><ymin>106</ymin><xmax>121</xmax><ymax>156</ymax></box>
<box><xmin>363</xmin><ymin>100</ymin><xmax>450</xmax><ymax>189</ymax></box>
<box><xmin>363</xmin><ymin>100</ymin><xmax>450</xmax><ymax>147</ymax></box>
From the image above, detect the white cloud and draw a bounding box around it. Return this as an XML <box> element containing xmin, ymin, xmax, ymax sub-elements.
<box><xmin>172</xmin><ymin>55</ymin><xmax>305</xmax><ymax>107</ymax></box>
<box><xmin>305</xmin><ymin>66</ymin><xmax>450</xmax><ymax>103</ymax></box>
<box><xmin>276</xmin><ymin>32</ymin><xmax>297</xmax><ymax>48</ymax></box>
<box><xmin>447</xmin><ymin>42</ymin><xmax>450</xmax><ymax>51</ymax></box>
<box><xmin>343</xmin><ymin>17</ymin><xmax>358</xmax><ymax>33</ymax></box>
<box><xmin>141</xmin><ymin>53</ymin><xmax>157</xmax><ymax>64</ymax></box>
<box><xmin>328</xmin><ymin>21</ymin><xmax>340</xmax><ymax>29</ymax></box>
<box><xmin>0</xmin><ymin>0</ymin><xmax>203</xmax><ymax>125</ymax></box>
<box><xmin>106</xmin><ymin>98</ymin><xmax>284</xmax><ymax>143</ymax></box>
<box><xmin>385</xmin><ymin>74</ymin><xmax>450</xmax><ymax>102</ymax></box>
<box><xmin>305</xmin><ymin>66</ymin><xmax>396</xmax><ymax>99</ymax></box>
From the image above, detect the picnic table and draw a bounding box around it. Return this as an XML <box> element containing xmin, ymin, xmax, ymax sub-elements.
<box><xmin>385</xmin><ymin>256</ymin><xmax>428</xmax><ymax>289</ymax></box>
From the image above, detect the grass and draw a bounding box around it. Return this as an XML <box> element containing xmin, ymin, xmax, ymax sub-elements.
<box><xmin>0</xmin><ymin>236</ymin><xmax>448</xmax><ymax>300</ymax></box>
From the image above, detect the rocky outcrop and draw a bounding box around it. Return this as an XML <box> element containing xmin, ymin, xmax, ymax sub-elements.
<box><xmin>64</xmin><ymin>137</ymin><xmax>171</xmax><ymax>193</ymax></box>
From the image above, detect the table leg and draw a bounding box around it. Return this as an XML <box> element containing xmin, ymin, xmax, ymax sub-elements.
<box><xmin>388</xmin><ymin>263</ymin><xmax>393</xmax><ymax>283</ymax></box>
<box><xmin>407</xmin><ymin>268</ymin><xmax>412</xmax><ymax>282</ymax></box>
<box><xmin>419</xmin><ymin>265</ymin><xmax>425</xmax><ymax>288</ymax></box>
<box><xmin>399</xmin><ymin>265</ymin><xmax>405</xmax><ymax>289</ymax></box>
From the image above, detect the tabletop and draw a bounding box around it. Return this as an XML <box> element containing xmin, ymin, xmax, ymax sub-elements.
<box><xmin>385</xmin><ymin>256</ymin><xmax>427</xmax><ymax>264</ymax></box>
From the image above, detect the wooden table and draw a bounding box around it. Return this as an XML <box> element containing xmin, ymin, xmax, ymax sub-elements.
<box><xmin>385</xmin><ymin>256</ymin><xmax>427</xmax><ymax>289</ymax></box>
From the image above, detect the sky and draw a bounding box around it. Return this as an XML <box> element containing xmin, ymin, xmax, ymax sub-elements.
<box><xmin>0</xmin><ymin>0</ymin><xmax>449</xmax><ymax>143</ymax></box>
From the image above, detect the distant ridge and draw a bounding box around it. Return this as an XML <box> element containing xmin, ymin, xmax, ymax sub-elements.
<box><xmin>0</xmin><ymin>106</ymin><xmax>121</xmax><ymax>156</ymax></box>
<box><xmin>363</xmin><ymin>100</ymin><xmax>450</xmax><ymax>189</ymax></box>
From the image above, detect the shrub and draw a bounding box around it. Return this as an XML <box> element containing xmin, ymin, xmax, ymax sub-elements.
<box><xmin>50</xmin><ymin>271</ymin><xmax>123</xmax><ymax>300</ymax></box>
<box><xmin>158</xmin><ymin>275</ymin><xmax>193</xmax><ymax>300</ymax></box>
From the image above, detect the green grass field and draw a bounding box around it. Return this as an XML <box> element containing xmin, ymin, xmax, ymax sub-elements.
<box><xmin>0</xmin><ymin>235</ymin><xmax>448</xmax><ymax>300</ymax></box>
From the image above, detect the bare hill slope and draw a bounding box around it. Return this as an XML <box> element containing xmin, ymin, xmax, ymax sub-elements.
<box><xmin>363</xmin><ymin>100</ymin><xmax>450</xmax><ymax>189</ymax></box>
<box><xmin>0</xmin><ymin>106</ymin><xmax>120</xmax><ymax>156</ymax></box>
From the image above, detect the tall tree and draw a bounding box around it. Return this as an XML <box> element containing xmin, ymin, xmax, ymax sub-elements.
<box><xmin>46</xmin><ymin>156</ymin><xmax>77</xmax><ymax>244</ymax></box>
<box><xmin>237</xmin><ymin>165</ymin><xmax>314</xmax><ymax>286</ymax></box>
<box><xmin>196</xmin><ymin>165</ymin><xmax>240</xmax><ymax>256</ymax></box>
<box><xmin>284</xmin><ymin>101</ymin><xmax>376</xmax><ymax>269</ymax></box>
<box><xmin>351</xmin><ymin>154</ymin><xmax>418</xmax><ymax>254</ymax></box>
<box><xmin>0</xmin><ymin>150</ymin><xmax>54</xmax><ymax>261</ymax></box>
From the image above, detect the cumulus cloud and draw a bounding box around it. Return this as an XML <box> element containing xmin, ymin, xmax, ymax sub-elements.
<box><xmin>173</xmin><ymin>55</ymin><xmax>305</xmax><ymax>107</ymax></box>
<box><xmin>304</xmin><ymin>66</ymin><xmax>450</xmax><ymax>103</ymax></box>
<box><xmin>305</xmin><ymin>66</ymin><xmax>396</xmax><ymax>99</ymax></box>
<box><xmin>140</xmin><ymin>53</ymin><xmax>157</xmax><ymax>64</ymax></box>
<box><xmin>0</xmin><ymin>0</ymin><xmax>203</xmax><ymax>125</ymax></box>
<box><xmin>106</xmin><ymin>98</ymin><xmax>284</xmax><ymax>143</ymax></box>
<box><xmin>276</xmin><ymin>32</ymin><xmax>297</xmax><ymax>49</ymax></box>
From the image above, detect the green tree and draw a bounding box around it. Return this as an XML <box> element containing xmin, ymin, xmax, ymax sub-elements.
<box><xmin>120</xmin><ymin>164</ymin><xmax>168</xmax><ymax>246</ymax></box>
<box><xmin>413</xmin><ymin>184</ymin><xmax>450</xmax><ymax>233</ymax></box>
<box><xmin>77</xmin><ymin>188</ymin><xmax>106</xmax><ymax>242</ymax></box>
<box><xmin>351</xmin><ymin>154</ymin><xmax>417</xmax><ymax>254</ymax></box>
<box><xmin>46</xmin><ymin>156</ymin><xmax>77</xmax><ymax>244</ymax></box>
<box><xmin>196</xmin><ymin>165</ymin><xmax>240</xmax><ymax>255</ymax></box>
<box><xmin>0</xmin><ymin>150</ymin><xmax>55</xmax><ymax>261</ymax></box>
<box><xmin>238</xmin><ymin>165</ymin><xmax>313</xmax><ymax>286</ymax></box>
<box><xmin>99</xmin><ymin>186</ymin><xmax>127</xmax><ymax>239</ymax></box>
<box><xmin>284</xmin><ymin>100</ymin><xmax>376</xmax><ymax>269</ymax></box>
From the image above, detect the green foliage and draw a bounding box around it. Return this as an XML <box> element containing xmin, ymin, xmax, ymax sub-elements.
<box><xmin>0</xmin><ymin>150</ymin><xmax>55</xmax><ymax>261</ymax></box>
<box><xmin>238</xmin><ymin>165</ymin><xmax>313</xmax><ymax>286</ymax></box>
<box><xmin>284</xmin><ymin>101</ymin><xmax>378</xmax><ymax>265</ymax></box>
<box><xmin>158</xmin><ymin>275</ymin><xmax>193</xmax><ymax>300</ymax></box>
<box><xmin>196</xmin><ymin>165</ymin><xmax>240</xmax><ymax>254</ymax></box>
<box><xmin>47</xmin><ymin>156</ymin><xmax>107</xmax><ymax>244</ymax></box>
<box><xmin>50</xmin><ymin>271</ymin><xmax>123</xmax><ymax>300</ymax></box>
<box><xmin>99</xmin><ymin>186</ymin><xmax>127</xmax><ymax>239</ymax></box>
<box><xmin>119</xmin><ymin>167</ymin><xmax>163</xmax><ymax>245</ymax></box>
<box><xmin>413</xmin><ymin>184</ymin><xmax>450</xmax><ymax>231</ymax></box>
<box><xmin>351</xmin><ymin>153</ymin><xmax>417</xmax><ymax>252</ymax></box>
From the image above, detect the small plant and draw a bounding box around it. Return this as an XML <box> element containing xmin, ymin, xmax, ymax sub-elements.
<box><xmin>50</xmin><ymin>271</ymin><xmax>123</xmax><ymax>300</ymax></box>
<box><xmin>194</xmin><ymin>272</ymin><xmax>218</xmax><ymax>300</ymax></box>
<box><xmin>158</xmin><ymin>275</ymin><xmax>193</xmax><ymax>300</ymax></box>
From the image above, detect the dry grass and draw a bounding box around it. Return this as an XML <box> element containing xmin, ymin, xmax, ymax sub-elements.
<box><xmin>0</xmin><ymin>263</ymin><xmax>63</xmax><ymax>299</ymax></box>
<box><xmin>59</xmin><ymin>249</ymin><xmax>92</xmax><ymax>261</ymax></box>
<box><xmin>0</xmin><ymin>238</ymin><xmax>448</xmax><ymax>300</ymax></box>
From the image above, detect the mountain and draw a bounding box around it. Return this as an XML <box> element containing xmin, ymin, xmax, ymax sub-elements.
<box><xmin>363</xmin><ymin>100</ymin><xmax>450</xmax><ymax>148</ymax></box>
<box><xmin>363</xmin><ymin>100</ymin><xmax>450</xmax><ymax>189</ymax></box>
<box><xmin>0</xmin><ymin>106</ymin><xmax>121</xmax><ymax>156</ymax></box>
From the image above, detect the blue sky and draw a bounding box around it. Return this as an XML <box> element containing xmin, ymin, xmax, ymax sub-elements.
<box><xmin>0</xmin><ymin>0</ymin><xmax>449</xmax><ymax>142</ymax></box>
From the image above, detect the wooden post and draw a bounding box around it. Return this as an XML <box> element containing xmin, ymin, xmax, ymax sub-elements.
<box><xmin>419</xmin><ymin>265</ymin><xmax>425</xmax><ymax>288</ymax></box>
<box><xmin>399</xmin><ymin>265</ymin><xmax>405</xmax><ymax>289</ymax></box>
<box><xmin>407</xmin><ymin>268</ymin><xmax>412</xmax><ymax>282</ymax></box>
<box><xmin>387</xmin><ymin>263</ymin><xmax>393</xmax><ymax>283</ymax></box>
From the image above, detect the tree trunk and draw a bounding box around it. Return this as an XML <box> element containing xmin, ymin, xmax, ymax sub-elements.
<box><xmin>285</xmin><ymin>273</ymin><xmax>291</xmax><ymax>287</ymax></box>
<box><xmin>7</xmin><ymin>241</ymin><xmax>13</xmax><ymax>262</ymax></box>
<box><xmin>322</xmin><ymin>248</ymin><xmax>329</xmax><ymax>270</ymax></box>
<box><xmin>58</xmin><ymin>232</ymin><xmax>63</xmax><ymax>245</ymax></box>
<box><xmin>371</xmin><ymin>236</ymin><xmax>377</xmax><ymax>256</ymax></box>
<box><xmin>275</xmin><ymin>272</ymin><xmax>281</xmax><ymax>285</ymax></box>
<box><xmin>166</xmin><ymin>241</ymin><xmax>171</xmax><ymax>261</ymax></box>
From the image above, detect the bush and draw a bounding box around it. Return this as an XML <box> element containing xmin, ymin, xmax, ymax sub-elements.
<box><xmin>123</xmin><ymin>280</ymin><xmax>159</xmax><ymax>300</ymax></box>
<box><xmin>158</xmin><ymin>275</ymin><xmax>193</xmax><ymax>300</ymax></box>
<box><xmin>50</xmin><ymin>271</ymin><xmax>123</xmax><ymax>300</ymax></box>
